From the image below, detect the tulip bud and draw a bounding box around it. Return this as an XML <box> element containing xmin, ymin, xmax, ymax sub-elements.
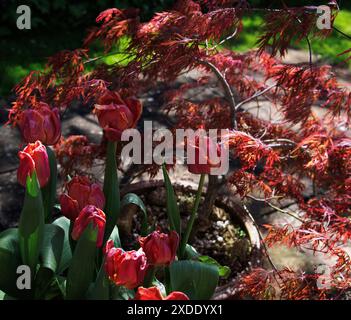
<box><xmin>94</xmin><ymin>91</ymin><xmax>142</xmax><ymax>141</ymax></box>
<box><xmin>104</xmin><ymin>240</ymin><xmax>147</xmax><ymax>289</ymax></box>
<box><xmin>18</xmin><ymin>103</ymin><xmax>61</xmax><ymax>145</ymax></box>
<box><xmin>139</xmin><ymin>230</ymin><xmax>179</xmax><ymax>266</ymax></box>
<box><xmin>17</xmin><ymin>140</ymin><xmax>50</xmax><ymax>188</ymax></box>
<box><xmin>59</xmin><ymin>176</ymin><xmax>105</xmax><ymax>221</ymax></box>
<box><xmin>135</xmin><ymin>286</ymin><xmax>189</xmax><ymax>300</ymax></box>
<box><xmin>71</xmin><ymin>205</ymin><xmax>106</xmax><ymax>247</ymax></box>
<box><xmin>187</xmin><ymin>135</ymin><xmax>221</xmax><ymax>175</ymax></box>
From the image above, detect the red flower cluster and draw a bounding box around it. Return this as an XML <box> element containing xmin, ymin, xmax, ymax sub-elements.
<box><xmin>60</xmin><ymin>176</ymin><xmax>105</xmax><ymax>221</ymax></box>
<box><xmin>17</xmin><ymin>140</ymin><xmax>50</xmax><ymax>188</ymax></box>
<box><xmin>94</xmin><ymin>91</ymin><xmax>142</xmax><ymax>141</ymax></box>
<box><xmin>104</xmin><ymin>230</ymin><xmax>179</xmax><ymax>289</ymax></box>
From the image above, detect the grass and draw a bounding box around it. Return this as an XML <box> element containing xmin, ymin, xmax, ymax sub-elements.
<box><xmin>1</xmin><ymin>10</ymin><xmax>351</xmax><ymax>98</ymax></box>
<box><xmin>224</xmin><ymin>10</ymin><xmax>351</xmax><ymax>67</ymax></box>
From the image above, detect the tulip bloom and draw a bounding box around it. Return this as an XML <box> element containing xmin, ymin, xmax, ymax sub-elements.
<box><xmin>94</xmin><ymin>91</ymin><xmax>142</xmax><ymax>141</ymax></box>
<box><xmin>59</xmin><ymin>176</ymin><xmax>105</xmax><ymax>221</ymax></box>
<box><xmin>104</xmin><ymin>240</ymin><xmax>147</xmax><ymax>289</ymax></box>
<box><xmin>71</xmin><ymin>205</ymin><xmax>106</xmax><ymax>247</ymax></box>
<box><xmin>17</xmin><ymin>141</ymin><xmax>50</xmax><ymax>188</ymax></box>
<box><xmin>18</xmin><ymin>103</ymin><xmax>61</xmax><ymax>145</ymax></box>
<box><xmin>135</xmin><ymin>286</ymin><xmax>189</xmax><ymax>300</ymax></box>
<box><xmin>187</xmin><ymin>135</ymin><xmax>222</xmax><ymax>175</ymax></box>
<box><xmin>139</xmin><ymin>230</ymin><xmax>179</xmax><ymax>266</ymax></box>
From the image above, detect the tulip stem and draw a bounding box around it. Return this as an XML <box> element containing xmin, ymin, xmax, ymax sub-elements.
<box><xmin>42</xmin><ymin>146</ymin><xmax>57</xmax><ymax>223</ymax></box>
<box><xmin>143</xmin><ymin>266</ymin><xmax>157</xmax><ymax>288</ymax></box>
<box><xmin>179</xmin><ymin>173</ymin><xmax>206</xmax><ymax>259</ymax></box>
<box><xmin>103</xmin><ymin>141</ymin><xmax>121</xmax><ymax>244</ymax></box>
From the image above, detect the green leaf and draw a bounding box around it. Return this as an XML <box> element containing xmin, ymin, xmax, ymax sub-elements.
<box><xmin>198</xmin><ymin>256</ymin><xmax>231</xmax><ymax>279</ymax></box>
<box><xmin>103</xmin><ymin>141</ymin><xmax>121</xmax><ymax>243</ymax></box>
<box><xmin>33</xmin><ymin>267</ymin><xmax>54</xmax><ymax>299</ymax></box>
<box><xmin>110</xmin><ymin>284</ymin><xmax>135</xmax><ymax>300</ymax></box>
<box><xmin>162</xmin><ymin>164</ymin><xmax>181</xmax><ymax>235</ymax></box>
<box><xmin>184</xmin><ymin>244</ymin><xmax>200</xmax><ymax>259</ymax></box>
<box><xmin>40</xmin><ymin>224</ymin><xmax>64</xmax><ymax>273</ymax></box>
<box><xmin>169</xmin><ymin>260</ymin><xmax>219</xmax><ymax>300</ymax></box>
<box><xmin>109</xmin><ymin>225</ymin><xmax>121</xmax><ymax>248</ymax></box>
<box><xmin>66</xmin><ymin>223</ymin><xmax>98</xmax><ymax>300</ymax></box>
<box><xmin>26</xmin><ymin>170</ymin><xmax>40</xmax><ymax>197</ymax></box>
<box><xmin>87</xmin><ymin>259</ymin><xmax>109</xmax><ymax>300</ymax></box>
<box><xmin>121</xmin><ymin>193</ymin><xmax>148</xmax><ymax>236</ymax></box>
<box><xmin>41</xmin><ymin>146</ymin><xmax>57</xmax><ymax>223</ymax></box>
<box><xmin>0</xmin><ymin>228</ymin><xmax>25</xmax><ymax>298</ymax></box>
<box><xmin>52</xmin><ymin>216</ymin><xmax>72</xmax><ymax>274</ymax></box>
<box><xmin>0</xmin><ymin>290</ymin><xmax>16</xmax><ymax>300</ymax></box>
<box><xmin>19</xmin><ymin>171</ymin><xmax>45</xmax><ymax>276</ymax></box>
<box><xmin>184</xmin><ymin>245</ymin><xmax>231</xmax><ymax>278</ymax></box>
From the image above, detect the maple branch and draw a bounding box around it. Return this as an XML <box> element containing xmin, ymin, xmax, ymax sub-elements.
<box><xmin>246</xmin><ymin>195</ymin><xmax>304</xmax><ymax>223</ymax></box>
<box><xmin>235</xmin><ymin>84</ymin><xmax>277</xmax><ymax>111</ymax></box>
<box><xmin>211</xmin><ymin>28</ymin><xmax>238</xmax><ymax>50</ymax></box>
<box><xmin>197</xmin><ymin>59</ymin><xmax>237</xmax><ymax>129</ymax></box>
<box><xmin>84</xmin><ymin>51</ymin><xmax>133</xmax><ymax>64</ymax></box>
<box><xmin>333</xmin><ymin>26</ymin><xmax>351</xmax><ymax>41</ymax></box>
<box><xmin>242</xmin><ymin>204</ymin><xmax>282</xmax><ymax>278</ymax></box>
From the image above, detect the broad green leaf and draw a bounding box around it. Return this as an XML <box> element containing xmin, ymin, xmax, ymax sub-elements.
<box><xmin>198</xmin><ymin>256</ymin><xmax>231</xmax><ymax>279</ymax></box>
<box><xmin>184</xmin><ymin>245</ymin><xmax>231</xmax><ymax>278</ymax></box>
<box><xmin>0</xmin><ymin>228</ymin><xmax>25</xmax><ymax>298</ymax></box>
<box><xmin>87</xmin><ymin>259</ymin><xmax>109</xmax><ymax>300</ymax></box>
<box><xmin>66</xmin><ymin>223</ymin><xmax>98</xmax><ymax>300</ymax></box>
<box><xmin>40</xmin><ymin>224</ymin><xmax>64</xmax><ymax>273</ymax></box>
<box><xmin>42</xmin><ymin>146</ymin><xmax>58</xmax><ymax>223</ymax></box>
<box><xmin>103</xmin><ymin>141</ymin><xmax>121</xmax><ymax>243</ymax></box>
<box><xmin>162</xmin><ymin>164</ymin><xmax>181</xmax><ymax>236</ymax></box>
<box><xmin>33</xmin><ymin>267</ymin><xmax>54</xmax><ymax>299</ymax></box>
<box><xmin>169</xmin><ymin>260</ymin><xmax>219</xmax><ymax>300</ymax></box>
<box><xmin>35</xmin><ymin>273</ymin><xmax>65</xmax><ymax>300</ymax></box>
<box><xmin>53</xmin><ymin>216</ymin><xmax>72</xmax><ymax>273</ymax></box>
<box><xmin>121</xmin><ymin>193</ymin><xmax>148</xmax><ymax>236</ymax></box>
<box><xmin>19</xmin><ymin>171</ymin><xmax>45</xmax><ymax>276</ymax></box>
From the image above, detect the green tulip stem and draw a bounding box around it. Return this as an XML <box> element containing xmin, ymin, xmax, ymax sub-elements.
<box><xmin>143</xmin><ymin>266</ymin><xmax>157</xmax><ymax>288</ymax></box>
<box><xmin>103</xmin><ymin>140</ymin><xmax>120</xmax><ymax>243</ymax></box>
<box><xmin>179</xmin><ymin>173</ymin><xmax>206</xmax><ymax>259</ymax></box>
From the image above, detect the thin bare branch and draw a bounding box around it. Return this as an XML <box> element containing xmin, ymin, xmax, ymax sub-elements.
<box><xmin>235</xmin><ymin>84</ymin><xmax>277</xmax><ymax>111</ymax></box>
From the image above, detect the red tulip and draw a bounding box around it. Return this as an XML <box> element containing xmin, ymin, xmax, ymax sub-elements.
<box><xmin>18</xmin><ymin>103</ymin><xmax>61</xmax><ymax>145</ymax></box>
<box><xmin>17</xmin><ymin>140</ymin><xmax>50</xmax><ymax>188</ymax></box>
<box><xmin>59</xmin><ymin>176</ymin><xmax>105</xmax><ymax>221</ymax></box>
<box><xmin>71</xmin><ymin>205</ymin><xmax>106</xmax><ymax>247</ymax></box>
<box><xmin>94</xmin><ymin>91</ymin><xmax>142</xmax><ymax>141</ymax></box>
<box><xmin>104</xmin><ymin>240</ymin><xmax>147</xmax><ymax>289</ymax></box>
<box><xmin>139</xmin><ymin>230</ymin><xmax>179</xmax><ymax>266</ymax></box>
<box><xmin>135</xmin><ymin>286</ymin><xmax>189</xmax><ymax>300</ymax></box>
<box><xmin>187</xmin><ymin>135</ymin><xmax>221</xmax><ymax>175</ymax></box>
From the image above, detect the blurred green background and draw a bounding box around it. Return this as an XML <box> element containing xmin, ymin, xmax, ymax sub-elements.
<box><xmin>1</xmin><ymin>0</ymin><xmax>350</xmax><ymax>98</ymax></box>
